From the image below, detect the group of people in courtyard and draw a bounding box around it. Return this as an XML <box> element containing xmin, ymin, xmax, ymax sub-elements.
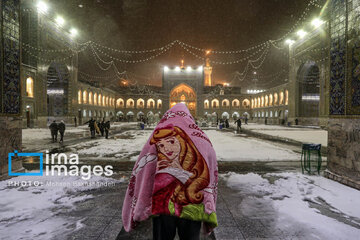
<box><xmin>48</xmin><ymin>120</ymin><xmax>66</xmax><ymax>143</ymax></box>
<box><xmin>216</xmin><ymin>116</ymin><xmax>247</xmax><ymax>133</ymax></box>
<box><xmin>85</xmin><ymin>118</ymin><xmax>111</xmax><ymax>139</ymax></box>
<box><xmin>48</xmin><ymin>118</ymin><xmax>111</xmax><ymax>143</ymax></box>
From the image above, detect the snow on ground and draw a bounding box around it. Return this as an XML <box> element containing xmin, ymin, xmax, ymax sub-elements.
<box><xmin>240</xmin><ymin>123</ymin><xmax>296</xmax><ymax>130</ymax></box>
<box><xmin>239</xmin><ymin>123</ymin><xmax>328</xmax><ymax>147</ymax></box>
<box><xmin>252</xmin><ymin>129</ymin><xmax>328</xmax><ymax>147</ymax></box>
<box><xmin>71</xmin><ymin>130</ymin><xmax>152</xmax><ymax>159</ymax></box>
<box><xmin>22</xmin><ymin>128</ymin><xmax>52</xmax><ymax>141</ymax></box>
<box><xmin>69</xmin><ymin>129</ymin><xmax>300</xmax><ymax>162</ymax></box>
<box><xmin>0</xmin><ymin>173</ymin><xmax>122</xmax><ymax>240</ymax></box>
<box><xmin>224</xmin><ymin>172</ymin><xmax>360</xmax><ymax>239</ymax></box>
<box><xmin>205</xmin><ymin>130</ymin><xmax>300</xmax><ymax>161</ymax></box>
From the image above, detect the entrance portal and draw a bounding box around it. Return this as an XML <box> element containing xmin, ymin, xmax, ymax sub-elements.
<box><xmin>169</xmin><ymin>83</ymin><xmax>197</xmax><ymax>117</ymax></box>
<box><xmin>47</xmin><ymin>62</ymin><xmax>70</xmax><ymax>119</ymax></box>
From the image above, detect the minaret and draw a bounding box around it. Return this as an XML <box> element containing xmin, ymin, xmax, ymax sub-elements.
<box><xmin>204</xmin><ymin>58</ymin><xmax>212</xmax><ymax>86</ymax></box>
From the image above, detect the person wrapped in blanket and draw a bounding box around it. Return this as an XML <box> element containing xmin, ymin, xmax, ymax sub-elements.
<box><xmin>122</xmin><ymin>103</ymin><xmax>218</xmax><ymax>240</ymax></box>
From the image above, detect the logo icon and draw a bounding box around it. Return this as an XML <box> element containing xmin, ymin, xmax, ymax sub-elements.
<box><xmin>8</xmin><ymin>150</ymin><xmax>43</xmax><ymax>176</ymax></box>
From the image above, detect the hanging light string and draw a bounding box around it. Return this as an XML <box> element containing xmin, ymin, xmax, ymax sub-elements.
<box><xmin>228</xmin><ymin>45</ymin><xmax>271</xmax><ymax>84</ymax></box>
<box><xmin>92</xmin><ymin>40</ymin><xmax>177</xmax><ymax>54</ymax></box>
<box><xmin>176</xmin><ymin>40</ymin><xmax>269</xmax><ymax>54</ymax></box>
<box><xmin>91</xmin><ymin>41</ymin><xmax>173</xmax><ymax>63</ymax></box>
<box><xmin>21</xmin><ymin>45</ymin><xmax>84</xmax><ymax>62</ymax></box>
<box><xmin>272</xmin><ymin>0</ymin><xmax>323</xmax><ymax>43</ymax></box>
<box><xmin>21</xmin><ymin>41</ymin><xmax>91</xmax><ymax>53</ymax></box>
<box><xmin>23</xmin><ymin>0</ymin><xmax>323</xmax><ymax>57</ymax></box>
<box><xmin>179</xmin><ymin>41</ymin><xmax>269</xmax><ymax>64</ymax></box>
<box><xmin>79</xmin><ymin>70</ymin><xmax>126</xmax><ymax>79</ymax></box>
<box><xmin>89</xmin><ymin>44</ymin><xmax>128</xmax><ymax>78</ymax></box>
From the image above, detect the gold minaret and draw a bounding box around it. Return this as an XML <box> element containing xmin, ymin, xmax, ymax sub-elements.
<box><xmin>204</xmin><ymin>58</ymin><xmax>212</xmax><ymax>86</ymax></box>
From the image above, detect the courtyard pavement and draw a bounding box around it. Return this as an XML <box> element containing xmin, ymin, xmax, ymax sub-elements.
<box><xmin>9</xmin><ymin>122</ymin><xmax>358</xmax><ymax>240</ymax></box>
<box><xmin>58</xmin><ymin>161</ymin><xmax>358</xmax><ymax>240</ymax></box>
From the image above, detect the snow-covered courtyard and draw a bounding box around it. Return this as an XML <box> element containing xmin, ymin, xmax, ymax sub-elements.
<box><xmin>241</xmin><ymin>123</ymin><xmax>328</xmax><ymax>147</ymax></box>
<box><xmin>0</xmin><ymin>173</ymin><xmax>123</xmax><ymax>240</ymax></box>
<box><xmin>2</xmin><ymin>127</ymin><xmax>358</xmax><ymax>239</ymax></box>
<box><xmin>61</xmin><ymin>128</ymin><xmax>301</xmax><ymax>162</ymax></box>
<box><xmin>221</xmin><ymin>172</ymin><xmax>360</xmax><ymax>239</ymax></box>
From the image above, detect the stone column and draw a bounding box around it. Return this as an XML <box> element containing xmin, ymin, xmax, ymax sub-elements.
<box><xmin>0</xmin><ymin>0</ymin><xmax>23</xmax><ymax>176</ymax></box>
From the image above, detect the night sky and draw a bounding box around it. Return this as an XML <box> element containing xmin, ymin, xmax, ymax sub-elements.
<box><xmin>48</xmin><ymin>0</ymin><xmax>323</xmax><ymax>88</ymax></box>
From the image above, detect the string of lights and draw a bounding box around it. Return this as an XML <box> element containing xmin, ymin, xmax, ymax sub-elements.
<box><xmin>26</xmin><ymin>0</ymin><xmax>323</xmax><ymax>62</ymax></box>
<box><xmin>92</xmin><ymin>40</ymin><xmax>177</xmax><ymax>54</ymax></box>
<box><xmin>22</xmin><ymin>46</ymin><xmax>80</xmax><ymax>62</ymax></box>
<box><xmin>229</xmin><ymin>44</ymin><xmax>271</xmax><ymax>84</ymax></box>
<box><xmin>179</xmin><ymin>42</ymin><xmax>269</xmax><ymax>65</ymax></box>
<box><xmin>90</xmin><ymin>45</ymin><xmax>114</xmax><ymax>71</ymax></box>
<box><xmin>273</xmin><ymin>0</ymin><xmax>323</xmax><ymax>43</ymax></box>
<box><xmin>79</xmin><ymin>70</ymin><xmax>126</xmax><ymax>79</ymax></box>
<box><xmin>21</xmin><ymin>41</ymin><xmax>91</xmax><ymax>53</ymax></box>
<box><xmin>91</xmin><ymin>42</ymin><xmax>173</xmax><ymax>63</ymax></box>
<box><xmin>176</xmin><ymin>40</ymin><xmax>269</xmax><ymax>54</ymax></box>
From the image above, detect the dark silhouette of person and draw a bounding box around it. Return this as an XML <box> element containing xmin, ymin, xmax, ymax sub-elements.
<box><xmin>58</xmin><ymin>120</ymin><xmax>66</xmax><ymax>143</ymax></box>
<box><xmin>49</xmin><ymin>120</ymin><xmax>58</xmax><ymax>142</ymax></box>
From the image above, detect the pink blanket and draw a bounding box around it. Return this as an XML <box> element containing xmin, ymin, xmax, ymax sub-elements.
<box><xmin>122</xmin><ymin>103</ymin><xmax>218</xmax><ymax>232</ymax></box>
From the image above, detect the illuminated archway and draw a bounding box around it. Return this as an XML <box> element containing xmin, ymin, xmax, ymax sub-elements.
<box><xmin>157</xmin><ymin>99</ymin><xmax>162</xmax><ymax>109</ymax></box>
<box><xmin>147</xmin><ymin>98</ymin><xmax>155</xmax><ymax>108</ymax></box>
<box><xmin>211</xmin><ymin>99</ymin><xmax>219</xmax><ymax>108</ymax></box>
<box><xmin>222</xmin><ymin>99</ymin><xmax>230</xmax><ymax>108</ymax></box>
<box><xmin>94</xmin><ymin>93</ymin><xmax>98</xmax><ymax>105</ymax></box>
<box><xmin>274</xmin><ymin>93</ymin><xmax>278</xmax><ymax>105</ymax></box>
<box><xmin>98</xmin><ymin>94</ymin><xmax>102</xmax><ymax>106</ymax></box>
<box><xmin>137</xmin><ymin>98</ymin><xmax>145</xmax><ymax>108</ymax></box>
<box><xmin>204</xmin><ymin>99</ymin><xmax>209</xmax><ymax>109</ymax></box>
<box><xmin>117</xmin><ymin>98</ymin><xmax>124</xmax><ymax>108</ymax></box>
<box><xmin>232</xmin><ymin>99</ymin><xmax>240</xmax><ymax>108</ymax></box>
<box><xmin>242</xmin><ymin>99</ymin><xmax>250</xmax><ymax>109</ymax></box>
<box><xmin>269</xmin><ymin>94</ymin><xmax>273</xmax><ymax>106</ymax></box>
<box><xmin>78</xmin><ymin>90</ymin><xmax>82</xmax><ymax>104</ymax></box>
<box><xmin>169</xmin><ymin>83</ymin><xmax>197</xmax><ymax>116</ymax></box>
<box><xmin>26</xmin><ymin>77</ymin><xmax>34</xmax><ymax>98</ymax></box>
<box><xmin>265</xmin><ymin>95</ymin><xmax>269</xmax><ymax>107</ymax></box>
<box><xmin>126</xmin><ymin>98</ymin><xmax>134</xmax><ymax>108</ymax></box>
<box><xmin>279</xmin><ymin>91</ymin><xmax>284</xmax><ymax>105</ymax></box>
<box><xmin>88</xmin><ymin>92</ymin><xmax>93</xmax><ymax>105</ymax></box>
<box><xmin>83</xmin><ymin>90</ymin><xmax>87</xmax><ymax>104</ymax></box>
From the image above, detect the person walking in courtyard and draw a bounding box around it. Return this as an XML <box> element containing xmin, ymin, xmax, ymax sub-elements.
<box><xmin>58</xmin><ymin>120</ymin><xmax>66</xmax><ymax>143</ymax></box>
<box><xmin>122</xmin><ymin>103</ymin><xmax>218</xmax><ymax>240</ymax></box>
<box><xmin>100</xmin><ymin>119</ymin><xmax>105</xmax><ymax>136</ymax></box>
<box><xmin>85</xmin><ymin>118</ymin><xmax>96</xmax><ymax>138</ymax></box>
<box><xmin>74</xmin><ymin>116</ymin><xmax>77</xmax><ymax>127</ymax></box>
<box><xmin>235</xmin><ymin>118</ymin><xmax>242</xmax><ymax>133</ymax></box>
<box><xmin>225</xmin><ymin>119</ymin><xmax>229</xmax><ymax>128</ymax></box>
<box><xmin>104</xmin><ymin>120</ymin><xmax>110</xmax><ymax>139</ymax></box>
<box><xmin>49</xmin><ymin>120</ymin><xmax>58</xmax><ymax>143</ymax></box>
